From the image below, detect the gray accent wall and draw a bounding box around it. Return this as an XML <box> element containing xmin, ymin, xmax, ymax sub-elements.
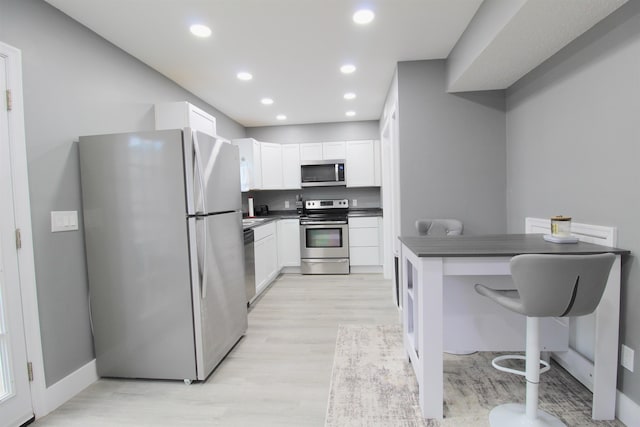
<box><xmin>0</xmin><ymin>0</ymin><xmax>245</xmax><ymax>386</ymax></box>
<box><xmin>396</xmin><ymin>60</ymin><xmax>506</xmax><ymax>236</ymax></box>
<box><xmin>506</xmin><ymin>0</ymin><xmax>640</xmax><ymax>404</ymax></box>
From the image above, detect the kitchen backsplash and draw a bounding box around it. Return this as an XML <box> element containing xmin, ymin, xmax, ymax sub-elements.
<box><xmin>242</xmin><ymin>187</ymin><xmax>381</xmax><ymax>215</ymax></box>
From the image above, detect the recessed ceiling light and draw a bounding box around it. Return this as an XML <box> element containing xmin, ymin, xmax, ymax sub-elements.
<box><xmin>346</xmin><ymin>111</ymin><xmax>356</xmax><ymax>117</ymax></box>
<box><xmin>261</xmin><ymin>98</ymin><xmax>274</xmax><ymax>105</ymax></box>
<box><xmin>340</xmin><ymin>64</ymin><xmax>356</xmax><ymax>74</ymax></box>
<box><xmin>237</xmin><ymin>72</ymin><xmax>253</xmax><ymax>81</ymax></box>
<box><xmin>353</xmin><ymin>9</ymin><xmax>375</xmax><ymax>25</ymax></box>
<box><xmin>189</xmin><ymin>24</ymin><xmax>212</xmax><ymax>38</ymax></box>
<box><xmin>344</xmin><ymin>92</ymin><xmax>356</xmax><ymax>100</ymax></box>
<box><xmin>276</xmin><ymin>114</ymin><xmax>287</xmax><ymax>121</ymax></box>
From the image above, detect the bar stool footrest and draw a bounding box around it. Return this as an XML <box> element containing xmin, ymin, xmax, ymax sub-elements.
<box><xmin>491</xmin><ymin>355</ymin><xmax>550</xmax><ymax>377</ymax></box>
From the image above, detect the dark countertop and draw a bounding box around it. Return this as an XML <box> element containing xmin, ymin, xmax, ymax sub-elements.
<box><xmin>399</xmin><ymin>233</ymin><xmax>630</xmax><ymax>258</ymax></box>
<box><xmin>348</xmin><ymin>208</ymin><xmax>383</xmax><ymax>217</ymax></box>
<box><xmin>243</xmin><ymin>208</ymin><xmax>382</xmax><ymax>229</ymax></box>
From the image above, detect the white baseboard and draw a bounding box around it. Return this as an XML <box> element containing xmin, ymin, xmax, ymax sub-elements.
<box><xmin>617</xmin><ymin>390</ymin><xmax>640</xmax><ymax>427</ymax></box>
<box><xmin>37</xmin><ymin>359</ymin><xmax>98</xmax><ymax>418</ymax></box>
<box><xmin>349</xmin><ymin>265</ymin><xmax>383</xmax><ymax>273</ymax></box>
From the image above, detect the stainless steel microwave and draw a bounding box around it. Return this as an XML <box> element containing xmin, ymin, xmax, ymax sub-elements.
<box><xmin>300</xmin><ymin>160</ymin><xmax>346</xmax><ymax>187</ymax></box>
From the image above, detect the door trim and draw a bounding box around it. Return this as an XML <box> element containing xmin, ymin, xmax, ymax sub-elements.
<box><xmin>0</xmin><ymin>40</ymin><xmax>46</xmax><ymax>418</ymax></box>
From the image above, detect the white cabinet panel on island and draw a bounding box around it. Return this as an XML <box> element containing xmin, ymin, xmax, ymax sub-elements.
<box><xmin>154</xmin><ymin>101</ymin><xmax>217</xmax><ymax>137</ymax></box>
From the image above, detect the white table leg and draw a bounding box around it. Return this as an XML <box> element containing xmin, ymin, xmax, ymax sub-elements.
<box><xmin>592</xmin><ymin>255</ymin><xmax>621</xmax><ymax>420</ymax></box>
<box><xmin>418</xmin><ymin>257</ymin><xmax>444</xmax><ymax>419</ymax></box>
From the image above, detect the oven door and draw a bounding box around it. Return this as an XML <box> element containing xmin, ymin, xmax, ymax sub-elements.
<box><xmin>300</xmin><ymin>220</ymin><xmax>349</xmax><ymax>259</ymax></box>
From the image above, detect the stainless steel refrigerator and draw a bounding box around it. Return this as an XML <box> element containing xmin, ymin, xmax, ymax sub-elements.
<box><xmin>78</xmin><ymin>128</ymin><xmax>247</xmax><ymax>382</ymax></box>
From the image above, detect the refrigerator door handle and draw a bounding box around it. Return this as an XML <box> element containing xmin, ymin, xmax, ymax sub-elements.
<box><xmin>192</xmin><ymin>132</ymin><xmax>208</xmax><ymax>215</ymax></box>
<box><xmin>197</xmin><ymin>216</ymin><xmax>209</xmax><ymax>299</ymax></box>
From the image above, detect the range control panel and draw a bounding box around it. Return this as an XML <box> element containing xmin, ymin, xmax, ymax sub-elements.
<box><xmin>304</xmin><ymin>199</ymin><xmax>349</xmax><ymax>210</ymax></box>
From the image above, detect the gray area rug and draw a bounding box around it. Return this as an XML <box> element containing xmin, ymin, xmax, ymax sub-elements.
<box><xmin>325</xmin><ymin>325</ymin><xmax>624</xmax><ymax>427</ymax></box>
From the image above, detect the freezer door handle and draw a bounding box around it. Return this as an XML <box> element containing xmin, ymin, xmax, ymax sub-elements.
<box><xmin>192</xmin><ymin>132</ymin><xmax>208</xmax><ymax>215</ymax></box>
<box><xmin>197</xmin><ymin>216</ymin><xmax>209</xmax><ymax>299</ymax></box>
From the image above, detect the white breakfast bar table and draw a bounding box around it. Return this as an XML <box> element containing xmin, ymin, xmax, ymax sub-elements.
<box><xmin>399</xmin><ymin>233</ymin><xmax>629</xmax><ymax>421</ymax></box>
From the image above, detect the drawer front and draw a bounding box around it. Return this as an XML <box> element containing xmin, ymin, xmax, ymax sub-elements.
<box><xmin>254</xmin><ymin>221</ymin><xmax>276</xmax><ymax>241</ymax></box>
<box><xmin>349</xmin><ymin>227</ymin><xmax>379</xmax><ymax>247</ymax></box>
<box><xmin>349</xmin><ymin>217</ymin><xmax>379</xmax><ymax>228</ymax></box>
<box><xmin>349</xmin><ymin>247</ymin><xmax>380</xmax><ymax>266</ymax></box>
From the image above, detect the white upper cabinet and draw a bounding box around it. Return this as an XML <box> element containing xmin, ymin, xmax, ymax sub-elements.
<box><xmin>261</xmin><ymin>142</ymin><xmax>283</xmax><ymax>189</ymax></box>
<box><xmin>300</xmin><ymin>141</ymin><xmax>346</xmax><ymax>161</ymax></box>
<box><xmin>374</xmin><ymin>139</ymin><xmax>382</xmax><ymax>186</ymax></box>
<box><xmin>233</xmin><ymin>138</ymin><xmax>262</xmax><ymax>192</ymax></box>
<box><xmin>322</xmin><ymin>141</ymin><xmax>346</xmax><ymax>159</ymax></box>
<box><xmin>282</xmin><ymin>144</ymin><xmax>301</xmax><ymax>189</ymax></box>
<box><xmin>346</xmin><ymin>140</ymin><xmax>376</xmax><ymax>187</ymax></box>
<box><xmin>299</xmin><ymin>143</ymin><xmax>323</xmax><ymax>161</ymax></box>
<box><xmin>154</xmin><ymin>101</ymin><xmax>217</xmax><ymax>137</ymax></box>
<box><xmin>233</xmin><ymin>138</ymin><xmax>379</xmax><ymax>191</ymax></box>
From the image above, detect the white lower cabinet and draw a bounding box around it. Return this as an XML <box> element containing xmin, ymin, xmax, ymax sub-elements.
<box><xmin>277</xmin><ymin>219</ymin><xmax>300</xmax><ymax>267</ymax></box>
<box><xmin>349</xmin><ymin>217</ymin><xmax>383</xmax><ymax>266</ymax></box>
<box><xmin>253</xmin><ymin>222</ymin><xmax>279</xmax><ymax>296</ymax></box>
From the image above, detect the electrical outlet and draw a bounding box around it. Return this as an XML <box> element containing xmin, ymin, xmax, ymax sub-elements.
<box><xmin>621</xmin><ymin>344</ymin><xmax>635</xmax><ymax>372</ymax></box>
<box><xmin>284</xmin><ymin>200</ymin><xmax>290</xmax><ymax>209</ymax></box>
<box><xmin>352</xmin><ymin>199</ymin><xmax>358</xmax><ymax>207</ymax></box>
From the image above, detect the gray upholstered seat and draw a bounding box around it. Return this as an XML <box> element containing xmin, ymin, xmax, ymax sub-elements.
<box><xmin>475</xmin><ymin>253</ymin><xmax>615</xmax><ymax>427</ymax></box>
<box><xmin>415</xmin><ymin>218</ymin><xmax>462</xmax><ymax>236</ymax></box>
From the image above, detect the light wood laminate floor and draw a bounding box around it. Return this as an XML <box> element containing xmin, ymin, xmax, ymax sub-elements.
<box><xmin>34</xmin><ymin>273</ymin><xmax>400</xmax><ymax>426</ymax></box>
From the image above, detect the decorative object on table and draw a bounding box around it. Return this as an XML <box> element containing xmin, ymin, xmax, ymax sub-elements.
<box><xmin>544</xmin><ymin>215</ymin><xmax>578</xmax><ymax>243</ymax></box>
<box><xmin>474</xmin><ymin>253</ymin><xmax>616</xmax><ymax>427</ymax></box>
<box><xmin>551</xmin><ymin>215</ymin><xmax>572</xmax><ymax>236</ymax></box>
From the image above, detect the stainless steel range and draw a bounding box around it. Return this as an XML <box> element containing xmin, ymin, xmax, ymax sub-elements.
<box><xmin>300</xmin><ymin>199</ymin><xmax>350</xmax><ymax>274</ymax></box>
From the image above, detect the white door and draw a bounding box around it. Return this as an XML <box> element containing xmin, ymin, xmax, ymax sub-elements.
<box><xmin>0</xmin><ymin>54</ymin><xmax>33</xmax><ymax>426</ymax></box>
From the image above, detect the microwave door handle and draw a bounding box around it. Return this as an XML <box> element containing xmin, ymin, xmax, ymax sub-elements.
<box><xmin>335</xmin><ymin>164</ymin><xmax>339</xmax><ymax>181</ymax></box>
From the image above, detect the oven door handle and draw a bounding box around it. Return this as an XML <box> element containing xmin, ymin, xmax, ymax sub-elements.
<box><xmin>300</xmin><ymin>220</ymin><xmax>348</xmax><ymax>225</ymax></box>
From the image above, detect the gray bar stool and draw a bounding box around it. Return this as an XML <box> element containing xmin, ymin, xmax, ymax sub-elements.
<box><xmin>415</xmin><ymin>218</ymin><xmax>463</xmax><ymax>236</ymax></box>
<box><xmin>474</xmin><ymin>253</ymin><xmax>615</xmax><ymax>427</ymax></box>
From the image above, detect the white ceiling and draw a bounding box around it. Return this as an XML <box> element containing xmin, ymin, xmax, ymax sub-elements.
<box><xmin>44</xmin><ymin>0</ymin><xmax>626</xmax><ymax>128</ymax></box>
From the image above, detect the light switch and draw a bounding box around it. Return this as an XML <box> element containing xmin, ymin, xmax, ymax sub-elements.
<box><xmin>621</xmin><ymin>344</ymin><xmax>635</xmax><ymax>372</ymax></box>
<box><xmin>51</xmin><ymin>211</ymin><xmax>79</xmax><ymax>232</ymax></box>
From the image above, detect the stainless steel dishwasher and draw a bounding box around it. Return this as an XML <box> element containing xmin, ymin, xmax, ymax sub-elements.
<box><xmin>243</xmin><ymin>228</ymin><xmax>256</xmax><ymax>305</ymax></box>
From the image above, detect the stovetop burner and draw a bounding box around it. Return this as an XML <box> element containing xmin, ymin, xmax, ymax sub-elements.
<box><xmin>300</xmin><ymin>199</ymin><xmax>349</xmax><ymax>221</ymax></box>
